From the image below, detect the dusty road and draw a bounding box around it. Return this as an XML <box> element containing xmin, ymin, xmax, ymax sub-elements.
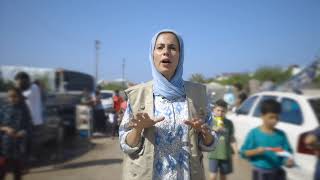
<box><xmin>4</xmin><ymin>137</ymin><xmax>251</xmax><ymax>180</ymax></box>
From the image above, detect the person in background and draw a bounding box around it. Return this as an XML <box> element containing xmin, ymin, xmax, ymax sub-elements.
<box><xmin>113</xmin><ymin>89</ymin><xmax>124</xmax><ymax>114</ymax></box>
<box><xmin>113</xmin><ymin>97</ymin><xmax>128</xmax><ymax>139</ymax></box>
<box><xmin>14</xmin><ymin>72</ymin><xmax>43</xmax><ymax>126</ymax></box>
<box><xmin>0</xmin><ymin>87</ymin><xmax>32</xmax><ymax>180</ymax></box>
<box><xmin>92</xmin><ymin>90</ymin><xmax>106</xmax><ymax>135</ymax></box>
<box><xmin>223</xmin><ymin>86</ymin><xmax>235</xmax><ymax>110</ymax></box>
<box><xmin>208</xmin><ymin>99</ymin><xmax>238</xmax><ymax>180</ymax></box>
<box><xmin>233</xmin><ymin>83</ymin><xmax>247</xmax><ymax>109</ymax></box>
<box><xmin>14</xmin><ymin>72</ymin><xmax>42</xmax><ymax>166</ymax></box>
<box><xmin>304</xmin><ymin>128</ymin><xmax>320</xmax><ymax>180</ymax></box>
<box><xmin>109</xmin><ymin>109</ymin><xmax>118</xmax><ymax>139</ymax></box>
<box><xmin>240</xmin><ymin>99</ymin><xmax>294</xmax><ymax>180</ymax></box>
<box><xmin>33</xmin><ymin>80</ymin><xmax>46</xmax><ymax>105</ymax></box>
<box><xmin>80</xmin><ymin>88</ymin><xmax>94</xmax><ymax>106</ymax></box>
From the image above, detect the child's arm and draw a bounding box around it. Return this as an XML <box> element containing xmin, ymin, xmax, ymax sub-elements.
<box><xmin>244</xmin><ymin>147</ymin><xmax>265</xmax><ymax>157</ymax></box>
<box><xmin>240</xmin><ymin>129</ymin><xmax>264</xmax><ymax>158</ymax></box>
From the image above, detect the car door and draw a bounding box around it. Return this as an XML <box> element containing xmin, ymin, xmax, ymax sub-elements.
<box><xmin>275</xmin><ymin>97</ymin><xmax>315</xmax><ymax>179</ymax></box>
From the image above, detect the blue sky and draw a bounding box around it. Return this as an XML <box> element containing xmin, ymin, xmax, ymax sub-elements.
<box><xmin>1</xmin><ymin>0</ymin><xmax>320</xmax><ymax>82</ymax></box>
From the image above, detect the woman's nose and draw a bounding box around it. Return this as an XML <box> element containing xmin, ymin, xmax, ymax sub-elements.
<box><xmin>163</xmin><ymin>47</ymin><xmax>170</xmax><ymax>56</ymax></box>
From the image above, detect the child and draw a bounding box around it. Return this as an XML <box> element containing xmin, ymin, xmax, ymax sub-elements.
<box><xmin>208</xmin><ymin>99</ymin><xmax>238</xmax><ymax>180</ymax></box>
<box><xmin>0</xmin><ymin>87</ymin><xmax>32</xmax><ymax>180</ymax></box>
<box><xmin>240</xmin><ymin>99</ymin><xmax>294</xmax><ymax>180</ymax></box>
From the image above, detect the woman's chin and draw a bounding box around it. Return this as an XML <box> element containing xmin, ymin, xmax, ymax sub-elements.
<box><xmin>159</xmin><ymin>70</ymin><xmax>173</xmax><ymax>79</ymax></box>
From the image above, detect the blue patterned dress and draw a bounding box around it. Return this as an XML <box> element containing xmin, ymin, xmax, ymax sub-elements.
<box><xmin>119</xmin><ymin>95</ymin><xmax>217</xmax><ymax>180</ymax></box>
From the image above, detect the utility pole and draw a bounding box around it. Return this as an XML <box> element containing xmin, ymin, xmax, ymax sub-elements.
<box><xmin>122</xmin><ymin>58</ymin><xmax>126</xmax><ymax>89</ymax></box>
<box><xmin>95</xmin><ymin>40</ymin><xmax>101</xmax><ymax>85</ymax></box>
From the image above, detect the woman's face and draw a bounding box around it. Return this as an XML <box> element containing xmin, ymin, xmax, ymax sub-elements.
<box><xmin>153</xmin><ymin>33</ymin><xmax>180</xmax><ymax>80</ymax></box>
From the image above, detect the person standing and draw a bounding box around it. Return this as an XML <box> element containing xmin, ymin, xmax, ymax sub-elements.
<box><xmin>119</xmin><ymin>29</ymin><xmax>218</xmax><ymax>180</ymax></box>
<box><xmin>0</xmin><ymin>87</ymin><xmax>32</xmax><ymax>180</ymax></box>
<box><xmin>208</xmin><ymin>100</ymin><xmax>238</xmax><ymax>180</ymax></box>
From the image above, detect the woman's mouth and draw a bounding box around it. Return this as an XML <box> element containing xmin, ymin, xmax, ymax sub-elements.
<box><xmin>161</xmin><ymin>59</ymin><xmax>171</xmax><ymax>64</ymax></box>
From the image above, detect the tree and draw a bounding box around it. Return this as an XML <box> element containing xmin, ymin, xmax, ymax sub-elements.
<box><xmin>216</xmin><ymin>74</ymin><xmax>251</xmax><ymax>87</ymax></box>
<box><xmin>189</xmin><ymin>73</ymin><xmax>208</xmax><ymax>83</ymax></box>
<box><xmin>253</xmin><ymin>66</ymin><xmax>291</xmax><ymax>84</ymax></box>
<box><xmin>101</xmin><ymin>83</ymin><xmax>126</xmax><ymax>91</ymax></box>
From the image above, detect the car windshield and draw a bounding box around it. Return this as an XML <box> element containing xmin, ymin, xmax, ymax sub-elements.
<box><xmin>309</xmin><ymin>98</ymin><xmax>320</xmax><ymax>123</ymax></box>
<box><xmin>101</xmin><ymin>93</ymin><xmax>113</xmax><ymax>99</ymax></box>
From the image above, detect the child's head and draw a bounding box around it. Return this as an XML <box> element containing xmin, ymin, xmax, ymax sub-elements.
<box><xmin>260</xmin><ymin>99</ymin><xmax>281</xmax><ymax>128</ymax></box>
<box><xmin>213</xmin><ymin>99</ymin><xmax>228</xmax><ymax>118</ymax></box>
<box><xmin>7</xmin><ymin>87</ymin><xmax>25</xmax><ymax>105</ymax></box>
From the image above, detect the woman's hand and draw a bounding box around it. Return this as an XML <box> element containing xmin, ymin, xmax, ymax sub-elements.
<box><xmin>126</xmin><ymin>113</ymin><xmax>164</xmax><ymax>148</ymax></box>
<box><xmin>129</xmin><ymin>113</ymin><xmax>165</xmax><ymax>131</ymax></box>
<box><xmin>184</xmin><ymin>118</ymin><xmax>211</xmax><ymax>135</ymax></box>
<box><xmin>185</xmin><ymin>118</ymin><xmax>213</xmax><ymax>145</ymax></box>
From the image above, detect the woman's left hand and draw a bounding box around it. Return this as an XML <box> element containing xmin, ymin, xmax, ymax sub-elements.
<box><xmin>184</xmin><ymin>118</ymin><xmax>211</xmax><ymax>136</ymax></box>
<box><xmin>185</xmin><ymin>118</ymin><xmax>214</xmax><ymax>146</ymax></box>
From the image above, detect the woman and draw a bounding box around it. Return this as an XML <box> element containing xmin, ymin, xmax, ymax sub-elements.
<box><xmin>119</xmin><ymin>29</ymin><xmax>218</xmax><ymax>180</ymax></box>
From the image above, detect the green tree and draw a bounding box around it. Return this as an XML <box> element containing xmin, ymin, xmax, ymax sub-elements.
<box><xmin>189</xmin><ymin>73</ymin><xmax>208</xmax><ymax>83</ymax></box>
<box><xmin>253</xmin><ymin>66</ymin><xmax>291</xmax><ymax>84</ymax></box>
<box><xmin>217</xmin><ymin>74</ymin><xmax>251</xmax><ymax>87</ymax></box>
<box><xmin>101</xmin><ymin>83</ymin><xmax>126</xmax><ymax>91</ymax></box>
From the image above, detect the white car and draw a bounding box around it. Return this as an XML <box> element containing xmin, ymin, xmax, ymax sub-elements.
<box><xmin>100</xmin><ymin>90</ymin><xmax>114</xmax><ymax>112</ymax></box>
<box><xmin>227</xmin><ymin>91</ymin><xmax>320</xmax><ymax>180</ymax></box>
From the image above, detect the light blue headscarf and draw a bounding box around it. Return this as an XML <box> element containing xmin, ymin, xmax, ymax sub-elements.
<box><xmin>150</xmin><ymin>29</ymin><xmax>186</xmax><ymax>101</ymax></box>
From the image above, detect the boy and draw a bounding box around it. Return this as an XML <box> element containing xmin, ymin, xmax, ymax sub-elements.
<box><xmin>208</xmin><ymin>99</ymin><xmax>238</xmax><ymax>180</ymax></box>
<box><xmin>240</xmin><ymin>99</ymin><xmax>294</xmax><ymax>180</ymax></box>
<box><xmin>0</xmin><ymin>87</ymin><xmax>32</xmax><ymax>180</ymax></box>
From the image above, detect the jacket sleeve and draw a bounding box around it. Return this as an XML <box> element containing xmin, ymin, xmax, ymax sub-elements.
<box><xmin>119</xmin><ymin>100</ymin><xmax>143</xmax><ymax>155</ymax></box>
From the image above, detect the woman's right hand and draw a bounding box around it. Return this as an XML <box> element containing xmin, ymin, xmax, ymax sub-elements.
<box><xmin>126</xmin><ymin>113</ymin><xmax>165</xmax><ymax>148</ymax></box>
<box><xmin>129</xmin><ymin>113</ymin><xmax>165</xmax><ymax>131</ymax></box>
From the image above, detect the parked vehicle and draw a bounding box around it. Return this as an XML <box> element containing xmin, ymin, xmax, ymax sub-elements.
<box><xmin>100</xmin><ymin>90</ymin><xmax>115</xmax><ymax>112</ymax></box>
